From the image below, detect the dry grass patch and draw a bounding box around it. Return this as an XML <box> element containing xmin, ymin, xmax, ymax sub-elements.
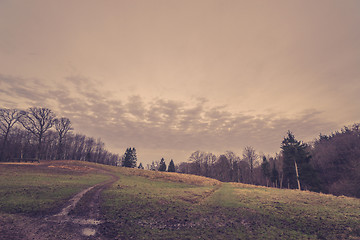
<box><xmin>47</xmin><ymin>164</ymin><xmax>95</xmax><ymax>172</ymax></box>
<box><xmin>99</xmin><ymin>165</ymin><xmax>221</xmax><ymax>186</ymax></box>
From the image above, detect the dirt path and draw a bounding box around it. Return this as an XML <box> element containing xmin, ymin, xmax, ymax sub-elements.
<box><xmin>18</xmin><ymin>170</ymin><xmax>118</xmax><ymax>240</ymax></box>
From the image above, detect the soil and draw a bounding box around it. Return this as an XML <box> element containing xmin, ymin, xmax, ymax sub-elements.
<box><xmin>0</xmin><ymin>166</ymin><xmax>118</xmax><ymax>240</ymax></box>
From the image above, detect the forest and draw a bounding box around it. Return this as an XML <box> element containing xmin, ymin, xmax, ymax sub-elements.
<box><xmin>178</xmin><ymin>126</ymin><xmax>360</xmax><ymax>198</ymax></box>
<box><xmin>1</xmin><ymin>107</ymin><xmax>359</xmax><ymax>198</ymax></box>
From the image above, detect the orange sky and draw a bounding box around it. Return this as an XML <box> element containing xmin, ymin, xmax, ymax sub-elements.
<box><xmin>1</xmin><ymin>1</ymin><xmax>359</xmax><ymax>164</ymax></box>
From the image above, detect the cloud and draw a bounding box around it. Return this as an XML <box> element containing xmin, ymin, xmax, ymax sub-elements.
<box><xmin>0</xmin><ymin>73</ymin><xmax>339</xmax><ymax>160</ymax></box>
<box><xmin>0</xmin><ymin>73</ymin><xmax>53</xmax><ymax>107</ymax></box>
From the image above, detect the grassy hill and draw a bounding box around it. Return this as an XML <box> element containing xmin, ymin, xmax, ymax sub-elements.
<box><xmin>0</xmin><ymin>161</ymin><xmax>359</xmax><ymax>239</ymax></box>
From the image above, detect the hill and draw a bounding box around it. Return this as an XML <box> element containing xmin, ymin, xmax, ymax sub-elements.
<box><xmin>0</xmin><ymin>160</ymin><xmax>359</xmax><ymax>239</ymax></box>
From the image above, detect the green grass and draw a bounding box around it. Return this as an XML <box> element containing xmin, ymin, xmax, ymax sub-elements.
<box><xmin>0</xmin><ymin>161</ymin><xmax>359</xmax><ymax>239</ymax></box>
<box><xmin>101</xmin><ymin>171</ymin><xmax>221</xmax><ymax>239</ymax></box>
<box><xmin>0</xmin><ymin>161</ymin><xmax>109</xmax><ymax>215</ymax></box>
<box><xmin>101</xmin><ymin>168</ymin><xmax>360</xmax><ymax>240</ymax></box>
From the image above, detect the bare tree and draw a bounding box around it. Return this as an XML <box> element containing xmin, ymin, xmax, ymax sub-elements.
<box><xmin>214</xmin><ymin>155</ymin><xmax>231</xmax><ymax>182</ymax></box>
<box><xmin>0</xmin><ymin>108</ymin><xmax>25</xmax><ymax>161</ymax></box>
<box><xmin>20</xmin><ymin>107</ymin><xmax>55</xmax><ymax>159</ymax></box>
<box><xmin>85</xmin><ymin>137</ymin><xmax>95</xmax><ymax>161</ymax></box>
<box><xmin>188</xmin><ymin>151</ymin><xmax>217</xmax><ymax>177</ymax></box>
<box><xmin>94</xmin><ymin>138</ymin><xmax>105</xmax><ymax>163</ymax></box>
<box><xmin>243</xmin><ymin>146</ymin><xmax>258</xmax><ymax>184</ymax></box>
<box><xmin>188</xmin><ymin>151</ymin><xmax>203</xmax><ymax>175</ymax></box>
<box><xmin>54</xmin><ymin>117</ymin><xmax>73</xmax><ymax>160</ymax></box>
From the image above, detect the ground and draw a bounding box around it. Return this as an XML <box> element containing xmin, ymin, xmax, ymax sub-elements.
<box><xmin>0</xmin><ymin>161</ymin><xmax>359</xmax><ymax>240</ymax></box>
<box><xmin>0</xmin><ymin>161</ymin><xmax>115</xmax><ymax>240</ymax></box>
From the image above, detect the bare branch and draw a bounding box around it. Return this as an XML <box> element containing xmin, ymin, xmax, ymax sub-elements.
<box><xmin>19</xmin><ymin>107</ymin><xmax>55</xmax><ymax>159</ymax></box>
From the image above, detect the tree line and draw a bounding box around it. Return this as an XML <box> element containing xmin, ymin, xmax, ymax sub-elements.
<box><xmin>178</xmin><ymin>124</ymin><xmax>360</xmax><ymax>198</ymax></box>
<box><xmin>146</xmin><ymin>158</ymin><xmax>176</xmax><ymax>172</ymax></box>
<box><xmin>0</xmin><ymin>107</ymin><xmax>174</xmax><ymax>170</ymax></box>
<box><xmin>0</xmin><ymin>107</ymin><xmax>124</xmax><ymax>166</ymax></box>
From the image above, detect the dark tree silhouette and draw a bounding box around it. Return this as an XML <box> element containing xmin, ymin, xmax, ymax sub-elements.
<box><xmin>19</xmin><ymin>107</ymin><xmax>55</xmax><ymax>159</ymax></box>
<box><xmin>261</xmin><ymin>156</ymin><xmax>271</xmax><ymax>187</ymax></box>
<box><xmin>149</xmin><ymin>161</ymin><xmax>156</xmax><ymax>171</ymax></box>
<box><xmin>270</xmin><ymin>162</ymin><xmax>279</xmax><ymax>188</ymax></box>
<box><xmin>312</xmin><ymin>124</ymin><xmax>360</xmax><ymax>197</ymax></box>
<box><xmin>168</xmin><ymin>159</ymin><xmax>176</xmax><ymax>172</ymax></box>
<box><xmin>122</xmin><ymin>147</ymin><xmax>137</xmax><ymax>168</ymax></box>
<box><xmin>54</xmin><ymin>117</ymin><xmax>73</xmax><ymax>160</ymax></box>
<box><xmin>0</xmin><ymin>107</ymin><xmax>122</xmax><ymax>166</ymax></box>
<box><xmin>158</xmin><ymin>158</ymin><xmax>167</xmax><ymax>171</ymax></box>
<box><xmin>0</xmin><ymin>108</ymin><xmax>25</xmax><ymax>161</ymax></box>
<box><xmin>214</xmin><ymin>155</ymin><xmax>231</xmax><ymax>182</ymax></box>
<box><xmin>281</xmin><ymin>131</ymin><xmax>302</xmax><ymax>189</ymax></box>
<box><xmin>243</xmin><ymin>146</ymin><xmax>258</xmax><ymax>184</ymax></box>
<box><xmin>281</xmin><ymin>131</ymin><xmax>319</xmax><ymax>191</ymax></box>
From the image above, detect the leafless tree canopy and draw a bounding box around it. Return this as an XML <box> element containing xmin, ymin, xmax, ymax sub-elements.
<box><xmin>0</xmin><ymin>108</ymin><xmax>25</xmax><ymax>136</ymax></box>
<box><xmin>243</xmin><ymin>146</ymin><xmax>259</xmax><ymax>184</ymax></box>
<box><xmin>54</xmin><ymin>117</ymin><xmax>73</xmax><ymax>159</ymax></box>
<box><xmin>20</xmin><ymin>107</ymin><xmax>55</xmax><ymax>138</ymax></box>
<box><xmin>0</xmin><ymin>107</ymin><xmax>122</xmax><ymax>165</ymax></box>
<box><xmin>0</xmin><ymin>108</ymin><xmax>25</xmax><ymax>161</ymax></box>
<box><xmin>54</xmin><ymin>117</ymin><xmax>73</xmax><ymax>140</ymax></box>
<box><xmin>19</xmin><ymin>107</ymin><xmax>55</xmax><ymax>159</ymax></box>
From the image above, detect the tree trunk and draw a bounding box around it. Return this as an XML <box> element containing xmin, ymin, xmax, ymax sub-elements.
<box><xmin>0</xmin><ymin>128</ymin><xmax>11</xmax><ymax>161</ymax></box>
<box><xmin>294</xmin><ymin>159</ymin><xmax>301</xmax><ymax>190</ymax></box>
<box><xmin>38</xmin><ymin>134</ymin><xmax>42</xmax><ymax>160</ymax></box>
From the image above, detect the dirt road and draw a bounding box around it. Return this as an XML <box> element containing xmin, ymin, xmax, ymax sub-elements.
<box><xmin>2</xmin><ymin>169</ymin><xmax>118</xmax><ymax>240</ymax></box>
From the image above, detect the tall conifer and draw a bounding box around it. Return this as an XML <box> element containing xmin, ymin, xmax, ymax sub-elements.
<box><xmin>168</xmin><ymin>159</ymin><xmax>176</xmax><ymax>172</ymax></box>
<box><xmin>159</xmin><ymin>158</ymin><xmax>166</xmax><ymax>171</ymax></box>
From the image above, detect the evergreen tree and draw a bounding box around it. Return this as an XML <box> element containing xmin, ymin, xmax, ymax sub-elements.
<box><xmin>138</xmin><ymin>162</ymin><xmax>144</xmax><ymax>169</ymax></box>
<box><xmin>168</xmin><ymin>159</ymin><xmax>176</xmax><ymax>172</ymax></box>
<box><xmin>131</xmin><ymin>147</ymin><xmax>137</xmax><ymax>167</ymax></box>
<box><xmin>122</xmin><ymin>148</ymin><xmax>131</xmax><ymax>167</ymax></box>
<box><xmin>158</xmin><ymin>158</ymin><xmax>166</xmax><ymax>171</ymax></box>
<box><xmin>150</xmin><ymin>161</ymin><xmax>156</xmax><ymax>171</ymax></box>
<box><xmin>281</xmin><ymin>131</ymin><xmax>302</xmax><ymax>189</ymax></box>
<box><xmin>122</xmin><ymin>147</ymin><xmax>137</xmax><ymax>168</ymax></box>
<box><xmin>281</xmin><ymin>131</ymin><xmax>318</xmax><ymax>190</ymax></box>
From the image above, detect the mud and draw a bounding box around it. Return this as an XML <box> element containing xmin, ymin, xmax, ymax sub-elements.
<box><xmin>0</xmin><ymin>167</ymin><xmax>118</xmax><ymax>240</ymax></box>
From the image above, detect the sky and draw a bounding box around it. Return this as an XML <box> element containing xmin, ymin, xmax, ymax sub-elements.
<box><xmin>1</xmin><ymin>0</ymin><xmax>360</xmax><ymax>165</ymax></box>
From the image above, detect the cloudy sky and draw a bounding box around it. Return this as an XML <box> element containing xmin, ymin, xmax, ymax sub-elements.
<box><xmin>1</xmin><ymin>1</ymin><xmax>359</xmax><ymax>164</ymax></box>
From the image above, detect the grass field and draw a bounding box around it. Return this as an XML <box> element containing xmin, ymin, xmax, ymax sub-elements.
<box><xmin>100</xmin><ymin>167</ymin><xmax>360</xmax><ymax>240</ymax></box>
<box><xmin>0</xmin><ymin>161</ymin><xmax>110</xmax><ymax>215</ymax></box>
<box><xmin>0</xmin><ymin>161</ymin><xmax>359</xmax><ymax>239</ymax></box>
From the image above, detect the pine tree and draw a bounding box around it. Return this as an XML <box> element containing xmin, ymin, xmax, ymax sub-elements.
<box><xmin>281</xmin><ymin>131</ymin><xmax>302</xmax><ymax>189</ymax></box>
<box><xmin>150</xmin><ymin>161</ymin><xmax>156</xmax><ymax>171</ymax></box>
<box><xmin>138</xmin><ymin>162</ymin><xmax>144</xmax><ymax>169</ymax></box>
<box><xmin>281</xmin><ymin>131</ymin><xmax>318</xmax><ymax>190</ymax></box>
<box><xmin>131</xmin><ymin>148</ymin><xmax>137</xmax><ymax>168</ymax></box>
<box><xmin>122</xmin><ymin>147</ymin><xmax>137</xmax><ymax>168</ymax></box>
<box><xmin>122</xmin><ymin>148</ymin><xmax>131</xmax><ymax>167</ymax></box>
<box><xmin>158</xmin><ymin>158</ymin><xmax>166</xmax><ymax>171</ymax></box>
<box><xmin>168</xmin><ymin>159</ymin><xmax>176</xmax><ymax>172</ymax></box>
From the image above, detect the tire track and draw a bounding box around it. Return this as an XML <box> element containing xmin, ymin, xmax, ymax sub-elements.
<box><xmin>21</xmin><ymin>169</ymin><xmax>119</xmax><ymax>240</ymax></box>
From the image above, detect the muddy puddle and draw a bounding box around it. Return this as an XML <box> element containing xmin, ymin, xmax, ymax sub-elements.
<box><xmin>82</xmin><ymin>228</ymin><xmax>96</xmax><ymax>236</ymax></box>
